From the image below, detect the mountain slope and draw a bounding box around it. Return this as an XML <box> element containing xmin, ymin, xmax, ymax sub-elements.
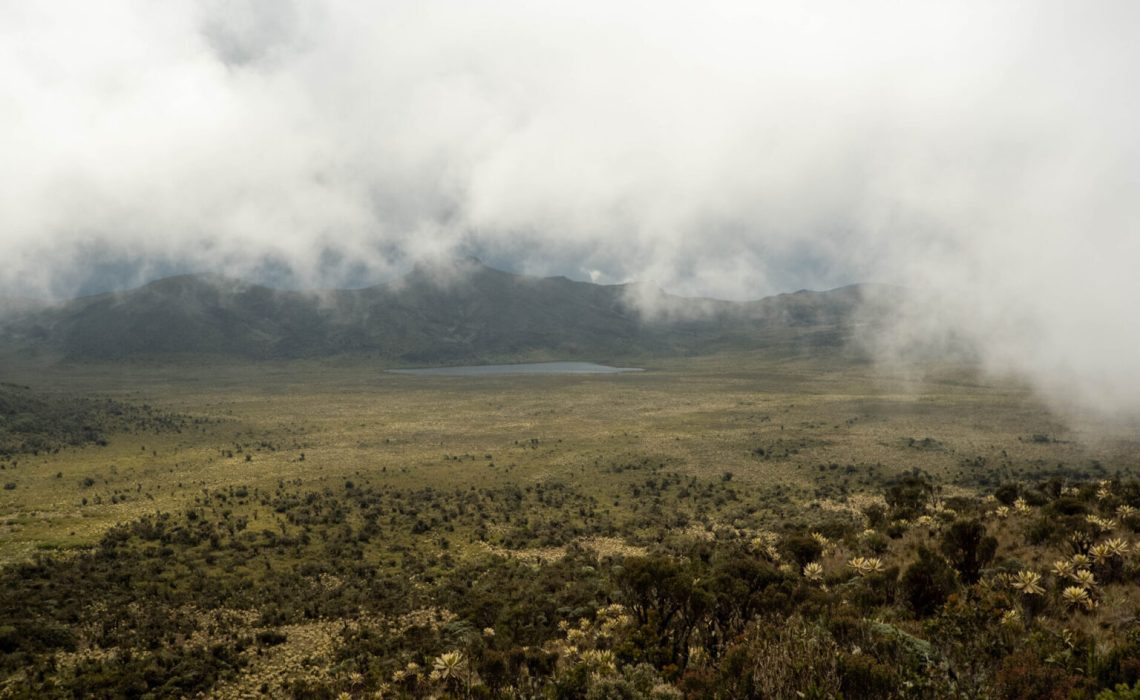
<box><xmin>0</xmin><ymin>297</ymin><xmax>49</xmax><ymax>319</ymax></box>
<box><xmin>0</xmin><ymin>259</ymin><xmax>897</xmax><ymax>363</ymax></box>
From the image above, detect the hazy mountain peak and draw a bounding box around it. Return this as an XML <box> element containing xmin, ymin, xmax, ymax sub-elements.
<box><xmin>0</xmin><ymin>263</ymin><xmax>893</xmax><ymax>363</ymax></box>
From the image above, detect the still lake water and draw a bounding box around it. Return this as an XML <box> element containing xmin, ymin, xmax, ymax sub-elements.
<box><xmin>388</xmin><ymin>362</ymin><xmax>644</xmax><ymax>376</ymax></box>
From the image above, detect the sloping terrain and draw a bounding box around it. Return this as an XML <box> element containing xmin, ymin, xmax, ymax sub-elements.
<box><xmin>0</xmin><ymin>259</ymin><xmax>898</xmax><ymax>363</ymax></box>
<box><xmin>0</xmin><ymin>297</ymin><xmax>47</xmax><ymax>318</ymax></box>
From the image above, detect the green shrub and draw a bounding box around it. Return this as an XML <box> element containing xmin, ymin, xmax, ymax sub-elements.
<box><xmin>901</xmin><ymin>547</ymin><xmax>958</xmax><ymax>618</ymax></box>
<box><xmin>884</xmin><ymin>475</ymin><xmax>933</xmax><ymax>520</ymax></box>
<box><xmin>940</xmin><ymin>519</ymin><xmax>997</xmax><ymax>584</ymax></box>
<box><xmin>838</xmin><ymin>652</ymin><xmax>898</xmax><ymax>700</ymax></box>
<box><xmin>1095</xmin><ymin>632</ymin><xmax>1140</xmax><ymax>692</ymax></box>
<box><xmin>995</xmin><ymin>483</ymin><xmax>1020</xmax><ymax>506</ymax></box>
<box><xmin>784</xmin><ymin>534</ymin><xmax>824</xmax><ymax>567</ymax></box>
<box><xmin>994</xmin><ymin>650</ymin><xmax>1080</xmax><ymax>700</ymax></box>
<box><xmin>1049</xmin><ymin>496</ymin><xmax>1089</xmax><ymax>516</ymax></box>
<box><xmin>1098</xmin><ymin>683</ymin><xmax>1140</xmax><ymax>700</ymax></box>
<box><xmin>863</xmin><ymin>504</ymin><xmax>888</xmax><ymax>529</ymax></box>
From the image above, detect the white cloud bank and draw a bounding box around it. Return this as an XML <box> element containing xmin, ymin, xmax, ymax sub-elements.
<box><xmin>2</xmin><ymin>1</ymin><xmax>1139</xmax><ymax>416</ymax></box>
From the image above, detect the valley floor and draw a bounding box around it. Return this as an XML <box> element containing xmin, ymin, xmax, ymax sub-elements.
<box><xmin>2</xmin><ymin>353</ymin><xmax>1135</xmax><ymax>564</ymax></box>
<box><xmin>2</xmin><ymin>353</ymin><xmax>1140</xmax><ymax>697</ymax></box>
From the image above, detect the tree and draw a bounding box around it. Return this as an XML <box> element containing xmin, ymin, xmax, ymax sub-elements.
<box><xmin>615</xmin><ymin>555</ymin><xmax>709</xmax><ymax>671</ymax></box>
<box><xmin>901</xmin><ymin>547</ymin><xmax>958</xmax><ymax>618</ymax></box>
<box><xmin>940</xmin><ymin>520</ymin><xmax>997</xmax><ymax>584</ymax></box>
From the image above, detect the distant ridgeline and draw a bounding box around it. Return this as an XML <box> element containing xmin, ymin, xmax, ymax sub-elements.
<box><xmin>0</xmin><ymin>259</ymin><xmax>901</xmax><ymax>363</ymax></box>
<box><xmin>0</xmin><ymin>383</ymin><xmax>187</xmax><ymax>457</ymax></box>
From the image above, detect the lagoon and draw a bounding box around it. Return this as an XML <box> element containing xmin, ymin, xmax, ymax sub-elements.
<box><xmin>388</xmin><ymin>362</ymin><xmax>644</xmax><ymax>376</ymax></box>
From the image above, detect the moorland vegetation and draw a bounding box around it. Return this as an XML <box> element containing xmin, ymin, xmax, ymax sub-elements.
<box><xmin>2</xmin><ymin>356</ymin><xmax>1139</xmax><ymax>698</ymax></box>
<box><xmin>5</xmin><ymin>465</ymin><xmax>1140</xmax><ymax>698</ymax></box>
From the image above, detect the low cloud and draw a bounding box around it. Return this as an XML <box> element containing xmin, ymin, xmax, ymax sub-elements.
<box><xmin>2</xmin><ymin>1</ymin><xmax>1139</xmax><ymax>416</ymax></box>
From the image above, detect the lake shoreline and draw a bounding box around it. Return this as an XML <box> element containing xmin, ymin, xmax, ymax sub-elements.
<box><xmin>387</xmin><ymin>361</ymin><xmax>645</xmax><ymax>376</ymax></box>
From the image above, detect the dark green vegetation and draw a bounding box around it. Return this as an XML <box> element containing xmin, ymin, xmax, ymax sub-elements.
<box><xmin>0</xmin><ymin>383</ymin><xmax>187</xmax><ymax>458</ymax></box>
<box><xmin>6</xmin><ymin>468</ymin><xmax>1140</xmax><ymax>698</ymax></box>
<box><xmin>0</xmin><ymin>259</ymin><xmax>897</xmax><ymax>362</ymax></box>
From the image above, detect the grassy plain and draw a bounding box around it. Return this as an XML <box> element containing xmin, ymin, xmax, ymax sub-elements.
<box><xmin>6</xmin><ymin>352</ymin><xmax>1140</xmax><ymax>697</ymax></box>
<box><xmin>3</xmin><ymin>351</ymin><xmax>1137</xmax><ymax>566</ymax></box>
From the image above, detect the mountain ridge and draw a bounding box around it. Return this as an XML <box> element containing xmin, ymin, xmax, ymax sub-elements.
<box><xmin>0</xmin><ymin>260</ymin><xmax>899</xmax><ymax>364</ymax></box>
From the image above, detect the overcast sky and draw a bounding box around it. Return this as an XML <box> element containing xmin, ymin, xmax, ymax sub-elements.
<box><xmin>3</xmin><ymin>1</ymin><xmax>1140</xmax><ymax>416</ymax></box>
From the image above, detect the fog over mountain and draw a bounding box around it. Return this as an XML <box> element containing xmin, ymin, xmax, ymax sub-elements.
<box><xmin>0</xmin><ymin>259</ymin><xmax>893</xmax><ymax>364</ymax></box>
<box><xmin>2</xmin><ymin>2</ymin><xmax>1139</xmax><ymax>416</ymax></box>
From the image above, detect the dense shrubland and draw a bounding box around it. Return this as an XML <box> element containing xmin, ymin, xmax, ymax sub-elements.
<box><xmin>4</xmin><ymin>468</ymin><xmax>1140</xmax><ymax>698</ymax></box>
<box><xmin>0</xmin><ymin>383</ymin><xmax>189</xmax><ymax>458</ymax></box>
